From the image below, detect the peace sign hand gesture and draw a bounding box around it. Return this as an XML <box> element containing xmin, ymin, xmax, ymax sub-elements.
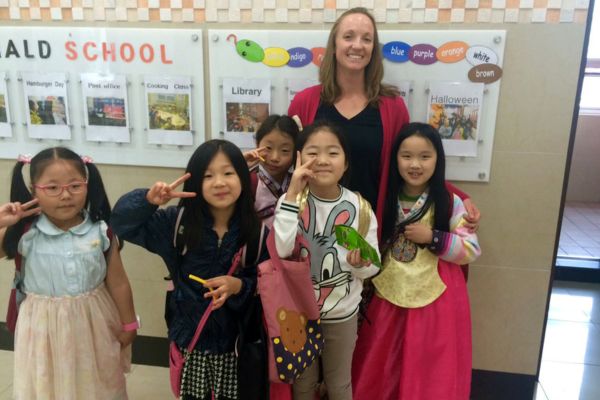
<box><xmin>0</xmin><ymin>199</ymin><xmax>41</xmax><ymax>229</ymax></box>
<box><xmin>146</xmin><ymin>173</ymin><xmax>197</xmax><ymax>206</ymax></box>
<box><xmin>243</xmin><ymin>146</ymin><xmax>267</xmax><ymax>168</ymax></box>
<box><xmin>285</xmin><ymin>152</ymin><xmax>316</xmax><ymax>203</ymax></box>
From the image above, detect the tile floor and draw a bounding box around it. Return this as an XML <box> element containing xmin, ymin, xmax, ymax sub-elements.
<box><xmin>0</xmin><ymin>281</ymin><xmax>598</xmax><ymax>399</ymax></box>
<box><xmin>536</xmin><ymin>280</ymin><xmax>600</xmax><ymax>400</ymax></box>
<box><xmin>558</xmin><ymin>202</ymin><xmax>600</xmax><ymax>259</ymax></box>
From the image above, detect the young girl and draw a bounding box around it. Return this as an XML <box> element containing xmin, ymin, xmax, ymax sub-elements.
<box><xmin>111</xmin><ymin>139</ymin><xmax>267</xmax><ymax>400</ymax></box>
<box><xmin>352</xmin><ymin>123</ymin><xmax>482</xmax><ymax>400</ymax></box>
<box><xmin>244</xmin><ymin>114</ymin><xmax>300</xmax><ymax>227</ymax></box>
<box><xmin>273</xmin><ymin>121</ymin><xmax>380</xmax><ymax>400</ymax></box>
<box><xmin>0</xmin><ymin>147</ymin><xmax>137</xmax><ymax>400</ymax></box>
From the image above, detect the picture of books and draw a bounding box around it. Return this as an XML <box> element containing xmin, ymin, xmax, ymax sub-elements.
<box><xmin>148</xmin><ymin>93</ymin><xmax>190</xmax><ymax>131</ymax></box>
<box><xmin>86</xmin><ymin>97</ymin><xmax>126</xmax><ymax>127</ymax></box>
<box><xmin>0</xmin><ymin>95</ymin><xmax>7</xmax><ymax>123</ymax></box>
<box><xmin>225</xmin><ymin>102</ymin><xmax>269</xmax><ymax>133</ymax></box>
<box><xmin>28</xmin><ymin>96</ymin><xmax>67</xmax><ymax>125</ymax></box>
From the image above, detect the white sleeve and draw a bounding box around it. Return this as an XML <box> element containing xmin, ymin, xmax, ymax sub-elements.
<box><xmin>273</xmin><ymin>196</ymin><xmax>300</xmax><ymax>259</ymax></box>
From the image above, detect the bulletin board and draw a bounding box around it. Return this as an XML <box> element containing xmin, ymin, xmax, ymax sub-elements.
<box><xmin>0</xmin><ymin>27</ymin><xmax>205</xmax><ymax>168</ymax></box>
<box><xmin>208</xmin><ymin>29</ymin><xmax>506</xmax><ymax>182</ymax></box>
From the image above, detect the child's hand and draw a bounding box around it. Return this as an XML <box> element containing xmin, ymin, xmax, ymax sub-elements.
<box><xmin>346</xmin><ymin>249</ymin><xmax>371</xmax><ymax>268</ymax></box>
<box><xmin>146</xmin><ymin>173</ymin><xmax>197</xmax><ymax>206</ymax></box>
<box><xmin>203</xmin><ymin>276</ymin><xmax>243</xmax><ymax>310</ymax></box>
<box><xmin>0</xmin><ymin>199</ymin><xmax>41</xmax><ymax>228</ymax></box>
<box><xmin>243</xmin><ymin>146</ymin><xmax>267</xmax><ymax>167</ymax></box>
<box><xmin>117</xmin><ymin>330</ymin><xmax>137</xmax><ymax>348</ymax></box>
<box><xmin>404</xmin><ymin>223</ymin><xmax>433</xmax><ymax>245</ymax></box>
<box><xmin>285</xmin><ymin>152</ymin><xmax>316</xmax><ymax>202</ymax></box>
<box><xmin>463</xmin><ymin>198</ymin><xmax>481</xmax><ymax>233</ymax></box>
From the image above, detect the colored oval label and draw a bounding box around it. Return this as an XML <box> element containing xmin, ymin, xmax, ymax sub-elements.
<box><xmin>436</xmin><ymin>41</ymin><xmax>468</xmax><ymax>63</ymax></box>
<box><xmin>236</xmin><ymin>39</ymin><xmax>264</xmax><ymax>63</ymax></box>
<box><xmin>311</xmin><ymin>47</ymin><xmax>325</xmax><ymax>67</ymax></box>
<box><xmin>382</xmin><ymin>41</ymin><xmax>411</xmax><ymax>63</ymax></box>
<box><xmin>468</xmin><ymin>63</ymin><xmax>503</xmax><ymax>83</ymax></box>
<box><xmin>409</xmin><ymin>44</ymin><xmax>437</xmax><ymax>65</ymax></box>
<box><xmin>287</xmin><ymin>47</ymin><xmax>313</xmax><ymax>68</ymax></box>
<box><xmin>263</xmin><ymin>47</ymin><xmax>290</xmax><ymax>67</ymax></box>
<box><xmin>466</xmin><ymin>46</ymin><xmax>499</xmax><ymax>66</ymax></box>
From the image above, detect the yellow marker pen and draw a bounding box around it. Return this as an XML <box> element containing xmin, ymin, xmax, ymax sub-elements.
<box><xmin>189</xmin><ymin>274</ymin><xmax>213</xmax><ymax>291</ymax></box>
<box><xmin>257</xmin><ymin>154</ymin><xmax>266</xmax><ymax>162</ymax></box>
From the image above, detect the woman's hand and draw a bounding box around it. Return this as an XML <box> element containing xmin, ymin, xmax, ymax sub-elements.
<box><xmin>146</xmin><ymin>173</ymin><xmax>197</xmax><ymax>206</ymax></box>
<box><xmin>285</xmin><ymin>152</ymin><xmax>316</xmax><ymax>202</ymax></box>
<box><xmin>347</xmin><ymin>249</ymin><xmax>371</xmax><ymax>268</ymax></box>
<box><xmin>203</xmin><ymin>276</ymin><xmax>243</xmax><ymax>310</ymax></box>
<box><xmin>404</xmin><ymin>223</ymin><xmax>433</xmax><ymax>245</ymax></box>
<box><xmin>117</xmin><ymin>330</ymin><xmax>137</xmax><ymax>348</ymax></box>
<box><xmin>0</xmin><ymin>199</ymin><xmax>40</xmax><ymax>228</ymax></box>
<box><xmin>243</xmin><ymin>146</ymin><xmax>267</xmax><ymax>168</ymax></box>
<box><xmin>462</xmin><ymin>198</ymin><xmax>481</xmax><ymax>233</ymax></box>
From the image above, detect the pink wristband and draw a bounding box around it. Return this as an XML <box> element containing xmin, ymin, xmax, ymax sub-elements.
<box><xmin>122</xmin><ymin>316</ymin><xmax>140</xmax><ymax>332</ymax></box>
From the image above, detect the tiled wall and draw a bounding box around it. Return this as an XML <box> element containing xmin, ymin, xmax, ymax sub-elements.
<box><xmin>0</xmin><ymin>0</ymin><xmax>590</xmax><ymax>24</ymax></box>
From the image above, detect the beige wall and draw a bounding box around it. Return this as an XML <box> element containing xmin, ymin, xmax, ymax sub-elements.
<box><xmin>0</xmin><ymin>22</ymin><xmax>585</xmax><ymax>379</ymax></box>
<box><xmin>566</xmin><ymin>114</ymin><xmax>600</xmax><ymax>203</ymax></box>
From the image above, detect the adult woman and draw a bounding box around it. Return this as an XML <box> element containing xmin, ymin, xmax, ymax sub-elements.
<box><xmin>288</xmin><ymin>7</ymin><xmax>408</xmax><ymax>234</ymax></box>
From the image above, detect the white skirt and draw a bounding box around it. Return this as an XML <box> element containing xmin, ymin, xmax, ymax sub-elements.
<box><xmin>13</xmin><ymin>283</ymin><xmax>131</xmax><ymax>400</ymax></box>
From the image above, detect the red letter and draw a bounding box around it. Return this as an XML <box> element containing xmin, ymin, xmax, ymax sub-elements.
<box><xmin>83</xmin><ymin>42</ymin><xmax>97</xmax><ymax>61</ymax></box>
<box><xmin>65</xmin><ymin>41</ymin><xmax>77</xmax><ymax>60</ymax></box>
<box><xmin>140</xmin><ymin>43</ymin><xmax>154</xmax><ymax>63</ymax></box>
<box><xmin>120</xmin><ymin>43</ymin><xmax>135</xmax><ymax>63</ymax></box>
<box><xmin>160</xmin><ymin>44</ymin><xmax>173</xmax><ymax>64</ymax></box>
<box><xmin>102</xmin><ymin>42</ymin><xmax>116</xmax><ymax>62</ymax></box>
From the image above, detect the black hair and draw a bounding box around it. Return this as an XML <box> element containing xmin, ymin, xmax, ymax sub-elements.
<box><xmin>255</xmin><ymin>114</ymin><xmax>300</xmax><ymax>147</ymax></box>
<box><xmin>381</xmin><ymin>123</ymin><xmax>451</xmax><ymax>250</ymax></box>
<box><xmin>2</xmin><ymin>147</ymin><xmax>111</xmax><ymax>259</ymax></box>
<box><xmin>296</xmin><ymin>119</ymin><xmax>351</xmax><ymax>186</ymax></box>
<box><xmin>176</xmin><ymin>139</ymin><xmax>261</xmax><ymax>251</ymax></box>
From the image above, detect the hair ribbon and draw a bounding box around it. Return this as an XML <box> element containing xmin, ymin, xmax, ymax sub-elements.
<box><xmin>17</xmin><ymin>154</ymin><xmax>32</xmax><ymax>164</ymax></box>
<box><xmin>80</xmin><ymin>155</ymin><xmax>94</xmax><ymax>164</ymax></box>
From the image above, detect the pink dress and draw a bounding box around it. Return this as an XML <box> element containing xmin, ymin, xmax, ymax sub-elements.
<box><xmin>352</xmin><ymin>194</ymin><xmax>481</xmax><ymax>400</ymax></box>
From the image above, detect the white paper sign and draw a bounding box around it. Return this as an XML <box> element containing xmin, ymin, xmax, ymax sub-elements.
<box><xmin>81</xmin><ymin>73</ymin><xmax>130</xmax><ymax>143</ymax></box>
<box><xmin>144</xmin><ymin>75</ymin><xmax>193</xmax><ymax>146</ymax></box>
<box><xmin>222</xmin><ymin>77</ymin><xmax>271</xmax><ymax>148</ymax></box>
<box><xmin>287</xmin><ymin>78</ymin><xmax>318</xmax><ymax>107</ymax></box>
<box><xmin>22</xmin><ymin>72</ymin><xmax>70</xmax><ymax>140</ymax></box>
<box><xmin>0</xmin><ymin>72</ymin><xmax>11</xmax><ymax>138</ymax></box>
<box><xmin>427</xmin><ymin>81</ymin><xmax>484</xmax><ymax>157</ymax></box>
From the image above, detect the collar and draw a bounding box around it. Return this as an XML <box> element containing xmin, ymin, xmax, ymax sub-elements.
<box><xmin>35</xmin><ymin>211</ymin><xmax>94</xmax><ymax>236</ymax></box>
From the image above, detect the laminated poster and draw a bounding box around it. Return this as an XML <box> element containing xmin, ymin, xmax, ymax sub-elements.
<box><xmin>81</xmin><ymin>73</ymin><xmax>130</xmax><ymax>143</ymax></box>
<box><xmin>0</xmin><ymin>72</ymin><xmax>11</xmax><ymax>138</ymax></box>
<box><xmin>144</xmin><ymin>75</ymin><xmax>193</xmax><ymax>146</ymax></box>
<box><xmin>427</xmin><ymin>81</ymin><xmax>484</xmax><ymax>157</ymax></box>
<box><xmin>222</xmin><ymin>77</ymin><xmax>271</xmax><ymax>148</ymax></box>
<box><xmin>22</xmin><ymin>71</ymin><xmax>70</xmax><ymax>140</ymax></box>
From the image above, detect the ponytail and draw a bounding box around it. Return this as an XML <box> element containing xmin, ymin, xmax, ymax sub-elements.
<box><xmin>85</xmin><ymin>162</ymin><xmax>111</xmax><ymax>225</ymax></box>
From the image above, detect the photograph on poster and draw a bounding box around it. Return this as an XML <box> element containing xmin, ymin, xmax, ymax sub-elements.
<box><xmin>86</xmin><ymin>97</ymin><xmax>126</xmax><ymax>127</ymax></box>
<box><xmin>21</xmin><ymin>72</ymin><xmax>70</xmax><ymax>140</ymax></box>
<box><xmin>222</xmin><ymin>77</ymin><xmax>271</xmax><ymax>148</ymax></box>
<box><xmin>144</xmin><ymin>75</ymin><xmax>194</xmax><ymax>146</ymax></box>
<box><xmin>225</xmin><ymin>102</ymin><xmax>268</xmax><ymax>133</ymax></box>
<box><xmin>0</xmin><ymin>96</ymin><xmax>7</xmax><ymax>123</ymax></box>
<box><xmin>0</xmin><ymin>72</ymin><xmax>12</xmax><ymax>137</ymax></box>
<box><xmin>148</xmin><ymin>94</ymin><xmax>190</xmax><ymax>131</ymax></box>
<box><xmin>426</xmin><ymin>81</ymin><xmax>484</xmax><ymax>157</ymax></box>
<box><xmin>80</xmin><ymin>73</ymin><xmax>130</xmax><ymax>143</ymax></box>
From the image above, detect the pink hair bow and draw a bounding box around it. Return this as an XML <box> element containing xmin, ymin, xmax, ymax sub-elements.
<box><xmin>17</xmin><ymin>154</ymin><xmax>32</xmax><ymax>164</ymax></box>
<box><xmin>80</xmin><ymin>155</ymin><xmax>94</xmax><ymax>164</ymax></box>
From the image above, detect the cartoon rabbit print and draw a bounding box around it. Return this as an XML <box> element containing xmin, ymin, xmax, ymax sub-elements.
<box><xmin>298</xmin><ymin>197</ymin><xmax>356</xmax><ymax>318</ymax></box>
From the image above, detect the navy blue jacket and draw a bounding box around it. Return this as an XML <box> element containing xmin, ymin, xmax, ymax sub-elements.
<box><xmin>111</xmin><ymin>189</ymin><xmax>267</xmax><ymax>353</ymax></box>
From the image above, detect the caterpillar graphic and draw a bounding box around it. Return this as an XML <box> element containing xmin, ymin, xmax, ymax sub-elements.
<box><xmin>226</xmin><ymin>34</ymin><xmax>325</xmax><ymax>68</ymax></box>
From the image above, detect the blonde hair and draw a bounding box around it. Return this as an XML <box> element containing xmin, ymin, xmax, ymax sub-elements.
<box><xmin>319</xmin><ymin>7</ymin><xmax>399</xmax><ymax>107</ymax></box>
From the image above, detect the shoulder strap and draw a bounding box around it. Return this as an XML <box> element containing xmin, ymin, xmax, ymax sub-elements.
<box><xmin>355</xmin><ymin>192</ymin><xmax>372</xmax><ymax>238</ymax></box>
<box><xmin>186</xmin><ymin>247</ymin><xmax>243</xmax><ymax>353</ymax></box>
<box><xmin>172</xmin><ymin>207</ymin><xmax>186</xmax><ymax>254</ymax></box>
